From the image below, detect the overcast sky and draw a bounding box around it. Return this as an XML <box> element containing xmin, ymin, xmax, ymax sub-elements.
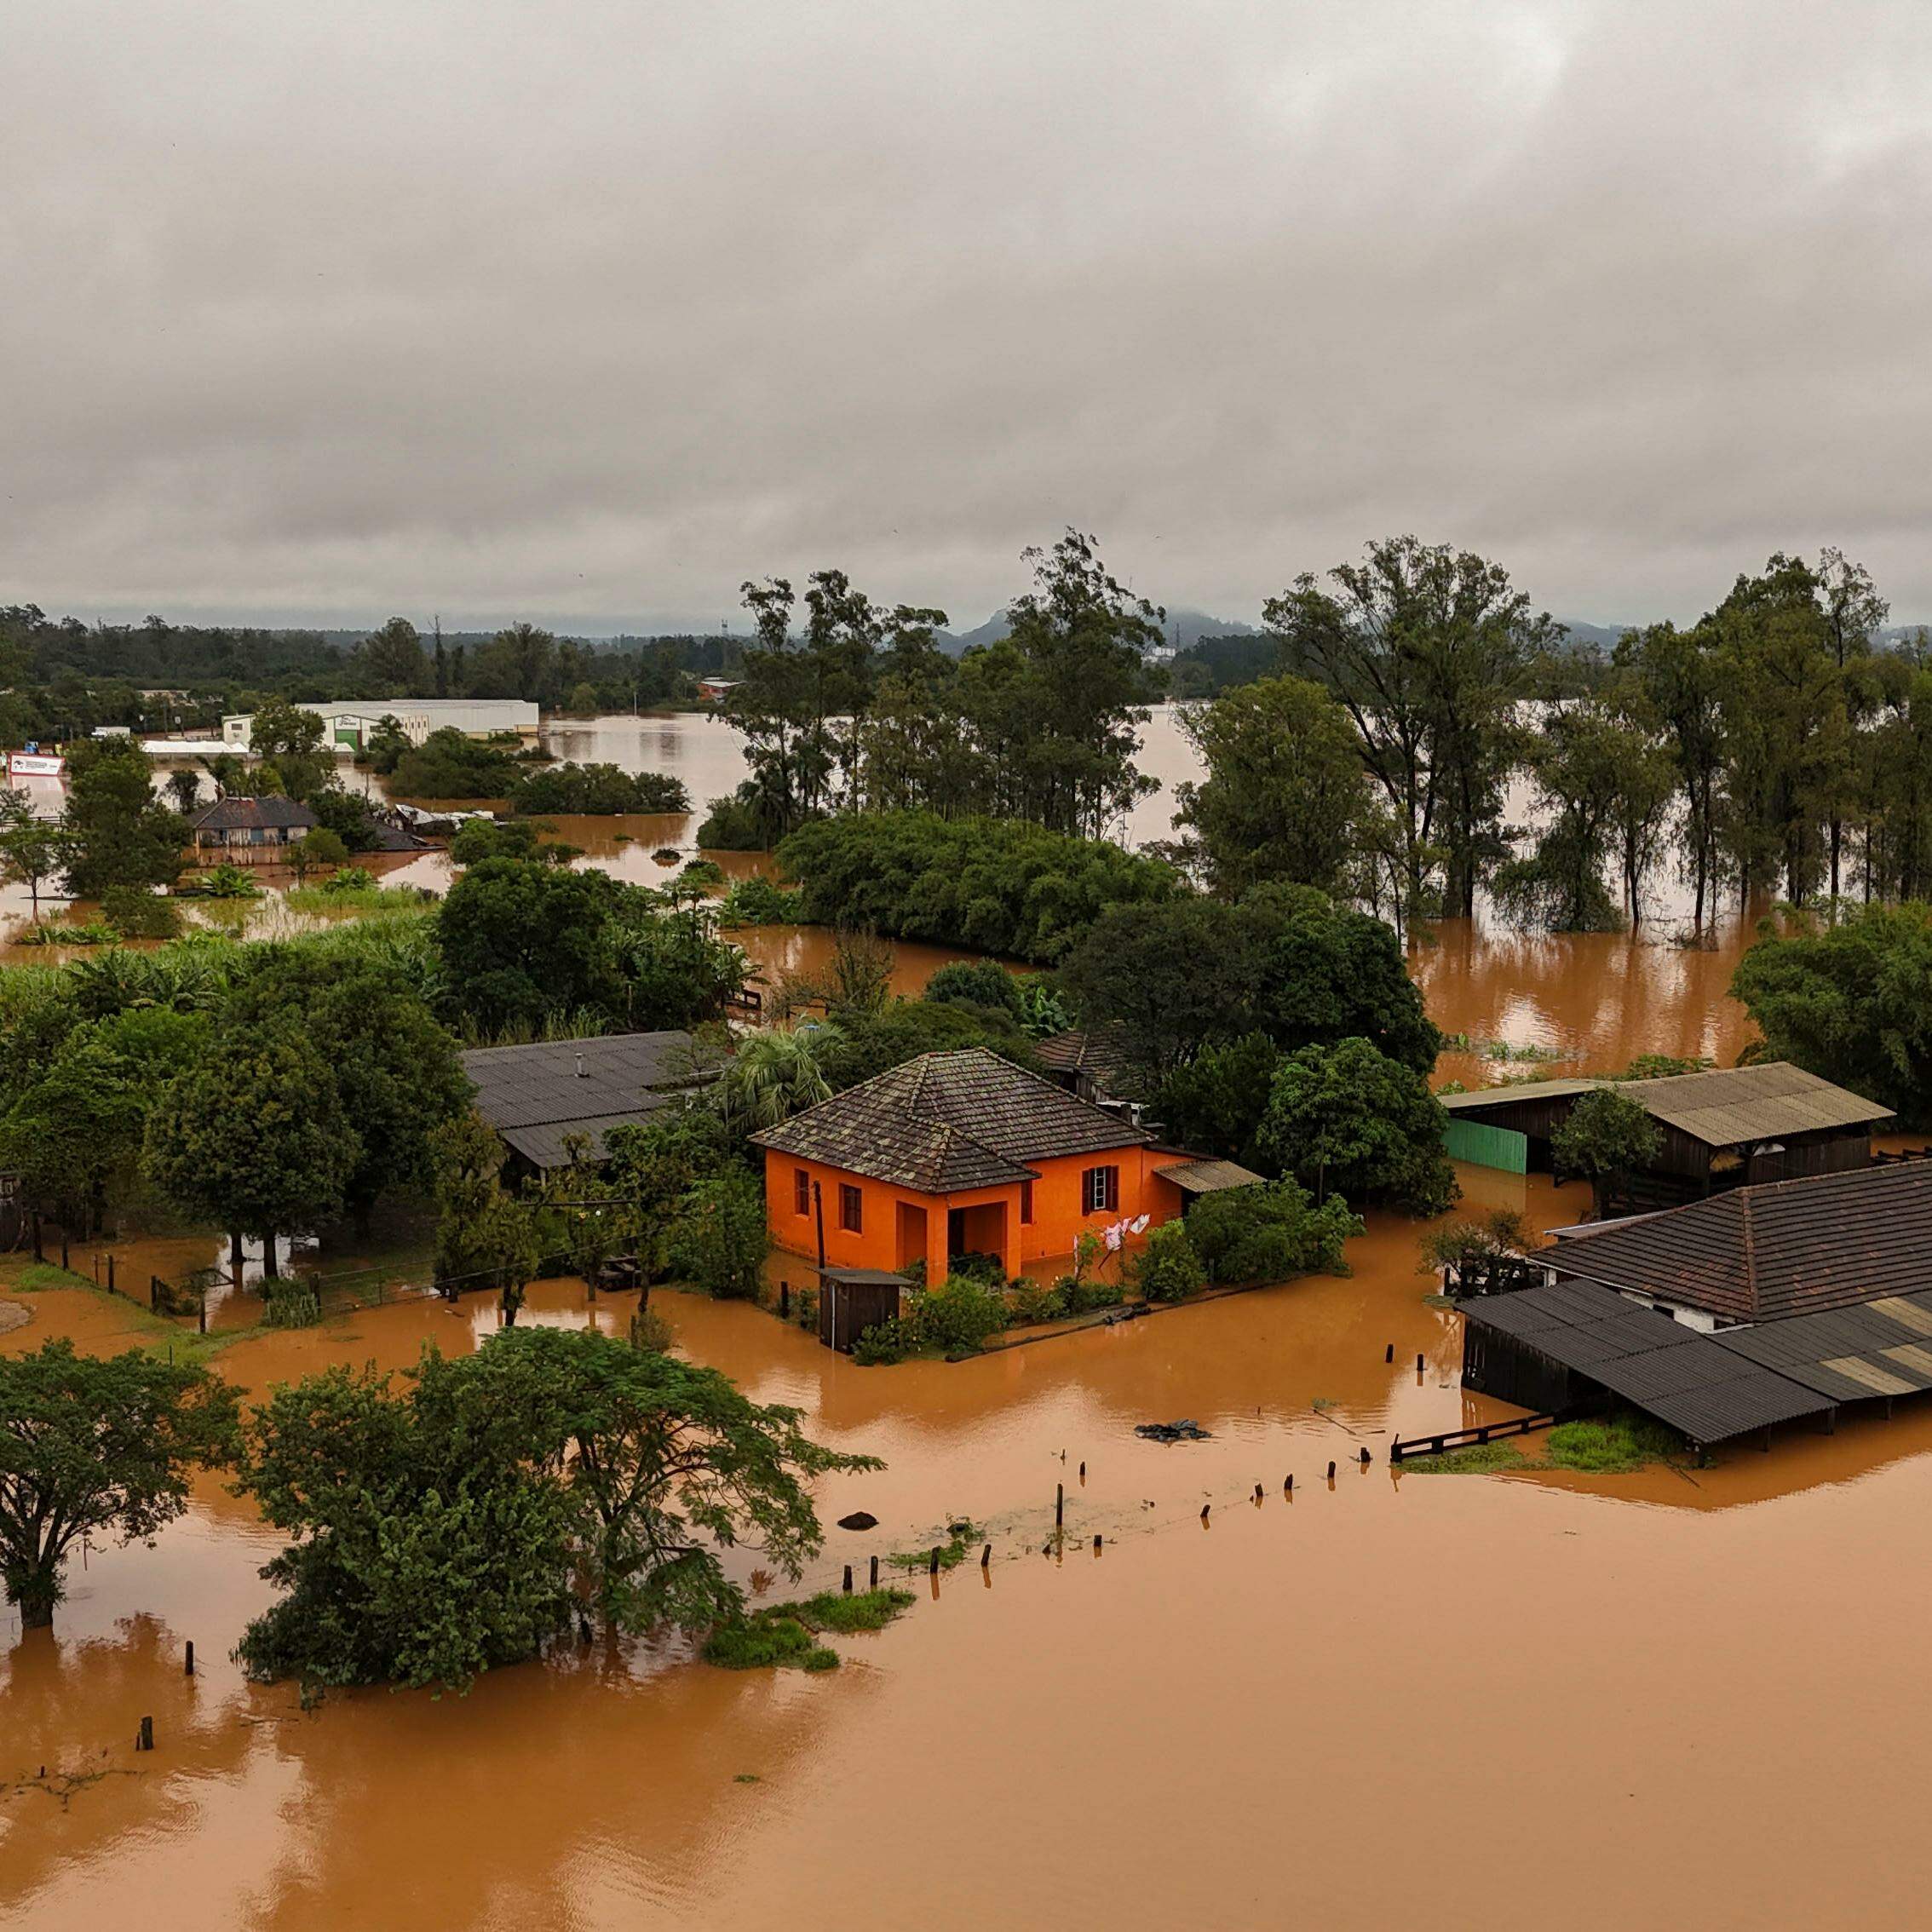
<box><xmin>6</xmin><ymin>1</ymin><xmax>1930</xmax><ymax>635</ymax></box>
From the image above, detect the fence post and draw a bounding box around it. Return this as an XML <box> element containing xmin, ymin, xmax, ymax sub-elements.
<box><xmin>107</xmin><ymin>1253</ymin><xmax>116</xmax><ymax>1296</ymax></box>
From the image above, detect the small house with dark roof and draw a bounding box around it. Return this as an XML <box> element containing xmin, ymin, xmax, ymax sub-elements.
<box><xmin>186</xmin><ymin>796</ymin><xmax>319</xmax><ymax>863</ymax></box>
<box><xmin>460</xmin><ymin>1031</ymin><xmax>709</xmax><ymax>1176</ymax></box>
<box><xmin>751</xmin><ymin>1047</ymin><xmax>1190</xmax><ymax>1283</ymax></box>
<box><xmin>1033</xmin><ymin>1026</ymin><xmax>1133</xmax><ymax>1105</ymax></box>
<box><xmin>1459</xmin><ymin>1163</ymin><xmax>1932</xmax><ymax>1452</ymax></box>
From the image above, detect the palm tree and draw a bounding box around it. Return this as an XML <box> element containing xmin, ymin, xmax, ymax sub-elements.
<box><xmin>715</xmin><ymin>1026</ymin><xmax>832</xmax><ymax>1135</ymax></box>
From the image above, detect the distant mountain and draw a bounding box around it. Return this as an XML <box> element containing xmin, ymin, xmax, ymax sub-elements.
<box><xmin>935</xmin><ymin>607</ymin><xmax>1256</xmax><ymax>658</ymax></box>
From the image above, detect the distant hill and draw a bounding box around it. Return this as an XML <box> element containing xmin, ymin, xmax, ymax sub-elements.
<box><xmin>936</xmin><ymin>607</ymin><xmax>1256</xmax><ymax>658</ymax></box>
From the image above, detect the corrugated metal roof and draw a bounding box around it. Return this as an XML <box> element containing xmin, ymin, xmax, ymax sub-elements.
<box><xmin>1440</xmin><ymin>1061</ymin><xmax>1892</xmax><ymax>1146</ymax></box>
<box><xmin>1708</xmin><ymin>1289</ymin><xmax>1932</xmax><ymax>1403</ymax></box>
<box><xmin>752</xmin><ymin>1048</ymin><xmax>1147</xmax><ymax>1194</ymax></box>
<box><xmin>1153</xmin><ymin>1158</ymin><xmax>1265</xmax><ymax>1193</ymax></box>
<box><xmin>461</xmin><ymin>1031</ymin><xmax>704</xmax><ymax>1170</ymax></box>
<box><xmin>1552</xmin><ymin>1162</ymin><xmax>1932</xmax><ymax>1322</ymax></box>
<box><xmin>1461</xmin><ymin>1278</ymin><xmax>1835</xmax><ymax>1443</ymax></box>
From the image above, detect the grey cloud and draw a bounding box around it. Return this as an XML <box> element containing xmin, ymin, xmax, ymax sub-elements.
<box><xmin>3</xmin><ymin>0</ymin><xmax>1929</xmax><ymax>632</ymax></box>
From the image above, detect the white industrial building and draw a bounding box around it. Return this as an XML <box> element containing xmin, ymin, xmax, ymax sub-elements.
<box><xmin>221</xmin><ymin>698</ymin><xmax>541</xmax><ymax>750</ymax></box>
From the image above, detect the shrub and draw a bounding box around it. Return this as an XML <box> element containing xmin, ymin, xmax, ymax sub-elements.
<box><xmin>903</xmin><ymin>1277</ymin><xmax>1007</xmax><ymax>1354</ymax></box>
<box><xmin>321</xmin><ymin>865</ymin><xmax>379</xmax><ymax>894</ymax></box>
<box><xmin>717</xmin><ymin>874</ymin><xmax>802</xmax><ymax>926</ymax></box>
<box><xmin>1187</xmin><ymin>1181</ymin><xmax>1360</xmax><ymax>1285</ymax></box>
<box><xmin>774</xmin><ymin>812</ymin><xmax>1181</xmax><ymax>964</ymax></box>
<box><xmin>695</xmin><ymin>793</ymin><xmax>768</xmax><ymax>850</ymax></box>
<box><xmin>102</xmin><ymin>884</ymin><xmax>182</xmax><ymax>940</ymax></box>
<box><xmin>923</xmin><ymin>959</ymin><xmax>1025</xmax><ymax>1019</ymax></box>
<box><xmin>193</xmin><ymin>864</ymin><xmax>262</xmax><ymax>900</ymax></box>
<box><xmin>851</xmin><ymin>1320</ymin><xmax>909</xmax><ymax>1366</ymax></box>
<box><xmin>508</xmin><ymin>764</ymin><xmax>690</xmax><ymax>815</ymax></box>
<box><xmin>1008</xmin><ymin>1277</ymin><xmax>1068</xmax><ymax>1325</ymax></box>
<box><xmin>1544</xmin><ymin>1412</ymin><xmax>1680</xmax><ymax>1473</ymax></box>
<box><xmin>1132</xmin><ymin>1221</ymin><xmax>1206</xmax><ymax>1303</ymax></box>
<box><xmin>679</xmin><ymin>858</ymin><xmax>726</xmax><ymax>888</ymax></box>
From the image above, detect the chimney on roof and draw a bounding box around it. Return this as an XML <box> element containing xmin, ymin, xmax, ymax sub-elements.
<box><xmin>575</xmin><ymin>1052</ymin><xmax>586</xmax><ymax>1078</ymax></box>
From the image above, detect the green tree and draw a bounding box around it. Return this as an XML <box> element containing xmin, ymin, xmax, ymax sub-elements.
<box><xmin>435</xmin><ymin>858</ymin><xmax>628</xmax><ymax>1031</ymax></box>
<box><xmin>1549</xmin><ymin>1087</ymin><xmax>1663</xmax><ymax>1211</ymax></box>
<box><xmin>1616</xmin><ymin>619</ymin><xmax>1727</xmax><ymax>929</ymax></box>
<box><xmin>1268</xmin><ymin>536</ymin><xmax>1555</xmax><ymax>919</ymax></box>
<box><xmin>1131</xmin><ymin>1220</ymin><xmax>1206</xmax><ymax>1302</ymax></box>
<box><xmin>713</xmin><ymin>1027</ymin><xmax>831</xmax><ymax>1136</ymax></box>
<box><xmin>1493</xmin><ymin>699</ymin><xmax>1636</xmax><ymax>933</ymax></box>
<box><xmin>162</xmin><ymin>768</ymin><xmax>203</xmax><ymax>815</ymax></box>
<box><xmin>144</xmin><ymin>1022</ymin><xmax>359</xmax><ymax>1278</ymax></box>
<box><xmin>1</xmin><ymin>1339</ymin><xmax>239</xmax><ymax>1630</ymax></box>
<box><xmin>1060</xmin><ymin>885</ymin><xmax>1439</xmax><ymax>1081</ymax></box>
<box><xmin>287</xmin><ymin>826</ymin><xmax>350</xmax><ymax>883</ymax></box>
<box><xmin>1728</xmin><ymin>902</ymin><xmax>1932</xmax><ymax>1124</ymax></box>
<box><xmin>1185</xmin><ymin>1178</ymin><xmax>1360</xmax><ymax>1285</ymax></box>
<box><xmin>355</xmin><ymin>616</ymin><xmax>431</xmax><ymax>695</ymax></box>
<box><xmin>670</xmin><ymin>1170</ymin><xmax>769</xmax><ymax>1299</ymax></box>
<box><xmin>1152</xmin><ymin>1032</ymin><xmax>1281</xmax><ymax>1169</ymax></box>
<box><xmin>1258</xmin><ymin>1037</ymin><xmax>1456</xmax><ymax>1215</ymax></box>
<box><xmin>236</xmin><ymin>1328</ymin><xmax>874</xmax><ymax>1689</ymax></box>
<box><xmin>226</xmin><ymin>952</ymin><xmax>472</xmax><ymax>1230</ymax></box>
<box><xmin>430</xmin><ymin>1108</ymin><xmax>541</xmax><ymax>1320</ymax></box>
<box><xmin>247</xmin><ymin>696</ymin><xmax>332</xmax><ymax>800</ymax></box>
<box><xmin>0</xmin><ymin>791</ymin><xmax>74</xmax><ymax>923</ymax></box>
<box><xmin>60</xmin><ymin>735</ymin><xmax>187</xmax><ymax>897</ymax></box>
<box><xmin>1172</xmin><ymin>675</ymin><xmax>1374</xmax><ymax>897</ymax></box>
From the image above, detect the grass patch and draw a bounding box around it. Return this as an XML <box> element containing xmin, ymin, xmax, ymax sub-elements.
<box><xmin>1398</xmin><ymin>1440</ymin><xmax>1527</xmax><ymax>1475</ymax></box>
<box><xmin>702</xmin><ymin>1617</ymin><xmax>837</xmax><ymax>1672</ymax></box>
<box><xmin>14</xmin><ymin>1262</ymin><xmax>95</xmax><ymax>1292</ymax></box>
<box><xmin>1545</xmin><ymin>1412</ymin><xmax>1681</xmax><ymax>1474</ymax></box>
<box><xmin>703</xmin><ymin>1587</ymin><xmax>914</xmax><ymax>1672</ymax></box>
<box><xmin>885</xmin><ymin>1520</ymin><xmax>979</xmax><ymax>1571</ymax></box>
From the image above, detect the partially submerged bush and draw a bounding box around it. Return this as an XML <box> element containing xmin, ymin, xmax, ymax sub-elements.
<box><xmin>1187</xmin><ymin>1181</ymin><xmax>1360</xmax><ymax>1285</ymax></box>
<box><xmin>1131</xmin><ymin>1220</ymin><xmax>1206</xmax><ymax>1303</ymax></box>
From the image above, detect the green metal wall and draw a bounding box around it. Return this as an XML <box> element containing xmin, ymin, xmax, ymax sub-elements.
<box><xmin>1445</xmin><ymin>1118</ymin><xmax>1528</xmax><ymax>1175</ymax></box>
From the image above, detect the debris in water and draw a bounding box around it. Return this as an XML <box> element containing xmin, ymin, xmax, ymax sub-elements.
<box><xmin>836</xmin><ymin>1511</ymin><xmax>878</xmax><ymax>1532</ymax></box>
<box><xmin>1135</xmin><ymin>1419</ymin><xmax>1212</xmax><ymax>1443</ymax></box>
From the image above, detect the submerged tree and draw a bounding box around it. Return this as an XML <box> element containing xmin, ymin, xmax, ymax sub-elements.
<box><xmin>143</xmin><ymin>1021</ymin><xmax>359</xmax><ymax>1279</ymax></box>
<box><xmin>1268</xmin><ymin>536</ymin><xmax>1556</xmax><ymax>919</ymax></box>
<box><xmin>0</xmin><ymin>1339</ymin><xmax>239</xmax><ymax>1630</ymax></box>
<box><xmin>1172</xmin><ymin>675</ymin><xmax>1375</xmax><ymax>898</ymax></box>
<box><xmin>235</xmin><ymin>1327</ymin><xmax>877</xmax><ymax>1691</ymax></box>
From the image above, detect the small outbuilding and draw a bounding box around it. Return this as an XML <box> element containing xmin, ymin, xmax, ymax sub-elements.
<box><xmin>1440</xmin><ymin>1061</ymin><xmax>1892</xmax><ymax>1203</ymax></box>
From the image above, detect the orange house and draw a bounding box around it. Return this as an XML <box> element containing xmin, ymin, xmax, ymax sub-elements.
<box><xmin>752</xmin><ymin>1047</ymin><xmax>1193</xmax><ymax>1284</ymax></box>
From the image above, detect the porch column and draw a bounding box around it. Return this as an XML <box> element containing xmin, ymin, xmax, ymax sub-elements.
<box><xmin>926</xmin><ymin>1203</ymin><xmax>948</xmax><ymax>1289</ymax></box>
<box><xmin>998</xmin><ymin>1193</ymin><xmax>1017</xmax><ymax>1282</ymax></box>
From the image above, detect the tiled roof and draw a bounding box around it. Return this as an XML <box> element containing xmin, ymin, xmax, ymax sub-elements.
<box><xmin>461</xmin><ymin>1031</ymin><xmax>705</xmax><ymax>1170</ymax></box>
<box><xmin>1552</xmin><ymin>1161</ymin><xmax>1932</xmax><ymax>1322</ymax></box>
<box><xmin>751</xmin><ymin>1048</ymin><xmax>1148</xmax><ymax>1193</ymax></box>
<box><xmin>1034</xmin><ymin>1026</ymin><xmax>1131</xmax><ymax>1080</ymax></box>
<box><xmin>1441</xmin><ymin>1061</ymin><xmax>1893</xmax><ymax>1146</ymax></box>
<box><xmin>188</xmin><ymin>796</ymin><xmax>319</xmax><ymax>833</ymax></box>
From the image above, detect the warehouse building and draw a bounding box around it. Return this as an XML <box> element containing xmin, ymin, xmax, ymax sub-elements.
<box><xmin>221</xmin><ymin>698</ymin><xmax>541</xmax><ymax>750</ymax></box>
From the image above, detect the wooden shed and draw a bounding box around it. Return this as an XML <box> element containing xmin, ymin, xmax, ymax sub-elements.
<box><xmin>1440</xmin><ymin>1061</ymin><xmax>1892</xmax><ymax>1205</ymax></box>
<box><xmin>817</xmin><ymin>1267</ymin><xmax>909</xmax><ymax>1353</ymax></box>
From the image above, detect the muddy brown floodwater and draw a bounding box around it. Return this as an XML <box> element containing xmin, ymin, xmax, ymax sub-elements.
<box><xmin>3</xmin><ymin>713</ymin><xmax>1904</xmax><ymax>1930</ymax></box>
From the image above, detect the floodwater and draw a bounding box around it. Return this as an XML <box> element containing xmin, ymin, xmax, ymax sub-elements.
<box><xmin>7</xmin><ymin>711</ymin><xmax>1895</xmax><ymax>1931</ymax></box>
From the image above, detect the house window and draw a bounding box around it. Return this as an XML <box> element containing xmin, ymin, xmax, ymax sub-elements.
<box><xmin>1082</xmin><ymin>1165</ymin><xmax>1119</xmax><ymax>1214</ymax></box>
<box><xmin>838</xmin><ymin>1183</ymin><xmax>863</xmax><ymax>1233</ymax></box>
<box><xmin>1019</xmin><ymin>1179</ymin><xmax>1034</xmax><ymax>1225</ymax></box>
<box><xmin>794</xmin><ymin>1168</ymin><xmax>811</xmax><ymax>1217</ymax></box>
